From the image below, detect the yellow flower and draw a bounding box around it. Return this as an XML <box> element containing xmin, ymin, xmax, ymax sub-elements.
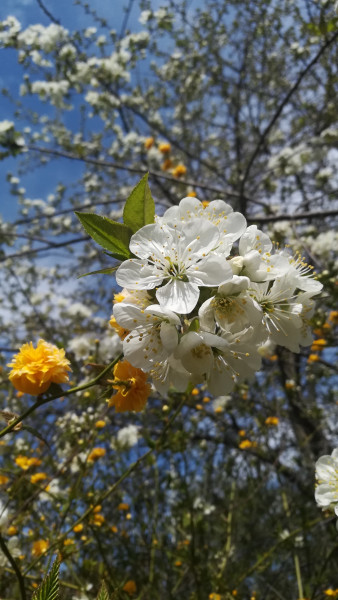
<box><xmin>108</xmin><ymin>360</ymin><xmax>151</xmax><ymax>413</ymax></box>
<box><xmin>329</xmin><ymin>310</ymin><xmax>338</xmax><ymax>325</ymax></box>
<box><xmin>32</xmin><ymin>539</ymin><xmax>49</xmax><ymax>557</ymax></box>
<box><xmin>92</xmin><ymin>513</ymin><xmax>105</xmax><ymax>526</ymax></box>
<box><xmin>161</xmin><ymin>158</ymin><xmax>173</xmax><ymax>171</ymax></box>
<box><xmin>307</xmin><ymin>353</ymin><xmax>319</xmax><ymax>363</ymax></box>
<box><xmin>73</xmin><ymin>523</ymin><xmax>83</xmax><ymax>533</ymax></box>
<box><xmin>109</xmin><ymin>316</ymin><xmax>129</xmax><ymax>340</ymax></box>
<box><xmin>239</xmin><ymin>439</ymin><xmax>257</xmax><ymax>450</ymax></box>
<box><xmin>87</xmin><ymin>447</ymin><xmax>106</xmax><ymax>462</ymax></box>
<box><xmin>8</xmin><ymin>339</ymin><xmax>71</xmax><ymax>395</ymax></box>
<box><xmin>144</xmin><ymin>137</ymin><xmax>154</xmax><ymax>150</ymax></box>
<box><xmin>15</xmin><ymin>456</ymin><xmax>42</xmax><ymax>470</ymax></box>
<box><xmin>0</xmin><ymin>475</ymin><xmax>9</xmax><ymax>485</ymax></box>
<box><xmin>239</xmin><ymin>429</ymin><xmax>246</xmax><ymax>437</ymax></box>
<box><xmin>209</xmin><ymin>594</ymin><xmax>221</xmax><ymax>600</ymax></box>
<box><xmin>118</xmin><ymin>502</ymin><xmax>129</xmax><ymax>511</ymax></box>
<box><xmin>265</xmin><ymin>416</ymin><xmax>279</xmax><ymax>426</ymax></box>
<box><xmin>175</xmin><ymin>560</ymin><xmax>182</xmax><ymax>567</ymax></box>
<box><xmin>191</xmin><ymin>387</ymin><xmax>199</xmax><ymax>396</ymax></box>
<box><xmin>63</xmin><ymin>538</ymin><xmax>74</xmax><ymax>546</ymax></box>
<box><xmin>30</xmin><ymin>472</ymin><xmax>48</xmax><ymax>484</ymax></box>
<box><xmin>172</xmin><ymin>163</ymin><xmax>187</xmax><ymax>177</ymax></box>
<box><xmin>122</xmin><ymin>580</ymin><xmax>137</xmax><ymax>595</ymax></box>
<box><xmin>311</xmin><ymin>338</ymin><xmax>327</xmax><ymax>352</ymax></box>
<box><xmin>111</xmin><ymin>525</ymin><xmax>118</xmax><ymax>533</ymax></box>
<box><xmin>324</xmin><ymin>590</ymin><xmax>338</xmax><ymax>597</ymax></box>
<box><xmin>158</xmin><ymin>142</ymin><xmax>171</xmax><ymax>153</ymax></box>
<box><xmin>95</xmin><ymin>420</ymin><xmax>106</xmax><ymax>429</ymax></box>
<box><xmin>7</xmin><ymin>526</ymin><xmax>18</xmax><ymax>536</ymax></box>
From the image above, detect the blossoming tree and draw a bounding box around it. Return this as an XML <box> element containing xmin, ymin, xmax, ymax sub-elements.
<box><xmin>0</xmin><ymin>0</ymin><xmax>337</xmax><ymax>599</ymax></box>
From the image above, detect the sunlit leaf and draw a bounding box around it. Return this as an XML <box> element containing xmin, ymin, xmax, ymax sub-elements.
<box><xmin>123</xmin><ymin>173</ymin><xmax>155</xmax><ymax>233</ymax></box>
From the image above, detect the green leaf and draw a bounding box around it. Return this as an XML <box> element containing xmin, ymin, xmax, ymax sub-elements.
<box><xmin>77</xmin><ymin>266</ymin><xmax>119</xmax><ymax>279</ymax></box>
<box><xmin>123</xmin><ymin>173</ymin><xmax>155</xmax><ymax>233</ymax></box>
<box><xmin>75</xmin><ymin>212</ymin><xmax>133</xmax><ymax>258</ymax></box>
<box><xmin>32</xmin><ymin>559</ymin><xmax>60</xmax><ymax>600</ymax></box>
<box><xmin>96</xmin><ymin>581</ymin><xmax>110</xmax><ymax>600</ymax></box>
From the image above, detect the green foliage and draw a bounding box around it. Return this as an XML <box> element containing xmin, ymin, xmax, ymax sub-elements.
<box><xmin>77</xmin><ymin>266</ymin><xmax>119</xmax><ymax>279</ymax></box>
<box><xmin>75</xmin><ymin>212</ymin><xmax>133</xmax><ymax>260</ymax></box>
<box><xmin>95</xmin><ymin>581</ymin><xmax>110</xmax><ymax>600</ymax></box>
<box><xmin>32</xmin><ymin>559</ymin><xmax>60</xmax><ymax>600</ymax></box>
<box><xmin>123</xmin><ymin>173</ymin><xmax>155</xmax><ymax>233</ymax></box>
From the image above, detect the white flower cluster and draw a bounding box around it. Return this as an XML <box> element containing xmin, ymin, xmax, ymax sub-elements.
<box><xmin>315</xmin><ymin>448</ymin><xmax>338</xmax><ymax>518</ymax></box>
<box><xmin>112</xmin><ymin>197</ymin><xmax>322</xmax><ymax>396</ymax></box>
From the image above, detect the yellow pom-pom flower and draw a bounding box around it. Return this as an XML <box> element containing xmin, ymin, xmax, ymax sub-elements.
<box><xmin>7</xmin><ymin>339</ymin><xmax>71</xmax><ymax>395</ymax></box>
<box><xmin>158</xmin><ymin>142</ymin><xmax>171</xmax><ymax>154</ymax></box>
<box><xmin>32</xmin><ymin>539</ymin><xmax>49</xmax><ymax>557</ymax></box>
<box><xmin>172</xmin><ymin>163</ymin><xmax>187</xmax><ymax>177</ymax></box>
<box><xmin>122</xmin><ymin>580</ymin><xmax>137</xmax><ymax>595</ymax></box>
<box><xmin>87</xmin><ymin>447</ymin><xmax>106</xmax><ymax>462</ymax></box>
<box><xmin>108</xmin><ymin>360</ymin><xmax>151</xmax><ymax>412</ymax></box>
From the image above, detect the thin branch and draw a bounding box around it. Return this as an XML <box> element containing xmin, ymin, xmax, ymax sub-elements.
<box><xmin>0</xmin><ymin>354</ymin><xmax>123</xmax><ymax>439</ymax></box>
<box><xmin>36</xmin><ymin>0</ymin><xmax>60</xmax><ymax>24</ymax></box>
<box><xmin>240</xmin><ymin>30</ymin><xmax>338</xmax><ymax>200</ymax></box>
<box><xmin>0</xmin><ymin>235</ymin><xmax>87</xmax><ymax>262</ymax></box>
<box><xmin>27</xmin><ymin>145</ymin><xmax>244</xmax><ymax>199</ymax></box>
<box><xmin>0</xmin><ymin>533</ymin><xmax>27</xmax><ymax>600</ymax></box>
<box><xmin>247</xmin><ymin>209</ymin><xmax>338</xmax><ymax>223</ymax></box>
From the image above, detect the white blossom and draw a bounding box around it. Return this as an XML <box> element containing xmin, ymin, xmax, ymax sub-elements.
<box><xmin>116</xmin><ymin>219</ymin><xmax>233</xmax><ymax>313</ymax></box>
<box><xmin>315</xmin><ymin>448</ymin><xmax>338</xmax><ymax>517</ymax></box>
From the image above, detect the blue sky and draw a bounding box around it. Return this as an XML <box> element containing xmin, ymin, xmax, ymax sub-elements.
<box><xmin>0</xmin><ymin>0</ymin><xmax>163</xmax><ymax>222</ymax></box>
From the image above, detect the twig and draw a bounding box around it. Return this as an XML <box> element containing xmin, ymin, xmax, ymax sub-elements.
<box><xmin>36</xmin><ymin>0</ymin><xmax>60</xmax><ymax>24</ymax></box>
<box><xmin>27</xmin><ymin>145</ymin><xmax>243</xmax><ymax>199</ymax></box>
<box><xmin>240</xmin><ymin>30</ymin><xmax>338</xmax><ymax>199</ymax></box>
<box><xmin>0</xmin><ymin>353</ymin><xmax>123</xmax><ymax>439</ymax></box>
<box><xmin>0</xmin><ymin>533</ymin><xmax>27</xmax><ymax>600</ymax></box>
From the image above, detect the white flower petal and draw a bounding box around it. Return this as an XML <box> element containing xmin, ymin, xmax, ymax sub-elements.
<box><xmin>116</xmin><ymin>259</ymin><xmax>163</xmax><ymax>289</ymax></box>
<box><xmin>160</xmin><ymin>321</ymin><xmax>178</xmax><ymax>353</ymax></box>
<box><xmin>113</xmin><ymin>302</ymin><xmax>149</xmax><ymax>329</ymax></box>
<box><xmin>188</xmin><ymin>255</ymin><xmax>233</xmax><ymax>287</ymax></box>
<box><xmin>316</xmin><ymin>456</ymin><xmax>336</xmax><ymax>481</ymax></box>
<box><xmin>315</xmin><ymin>483</ymin><xmax>338</xmax><ymax>507</ymax></box>
<box><xmin>156</xmin><ymin>279</ymin><xmax>199</xmax><ymax>313</ymax></box>
<box><xmin>145</xmin><ymin>304</ymin><xmax>181</xmax><ymax>324</ymax></box>
<box><xmin>129</xmin><ymin>222</ymin><xmax>171</xmax><ymax>259</ymax></box>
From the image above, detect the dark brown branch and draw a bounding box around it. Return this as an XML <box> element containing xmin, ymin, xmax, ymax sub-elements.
<box><xmin>248</xmin><ymin>209</ymin><xmax>338</xmax><ymax>223</ymax></box>
<box><xmin>0</xmin><ymin>236</ymin><xmax>87</xmax><ymax>262</ymax></box>
<box><xmin>27</xmin><ymin>144</ymin><xmax>244</xmax><ymax>199</ymax></box>
<box><xmin>36</xmin><ymin>0</ymin><xmax>60</xmax><ymax>24</ymax></box>
<box><xmin>0</xmin><ymin>533</ymin><xmax>27</xmax><ymax>600</ymax></box>
<box><xmin>240</xmin><ymin>30</ymin><xmax>338</xmax><ymax>202</ymax></box>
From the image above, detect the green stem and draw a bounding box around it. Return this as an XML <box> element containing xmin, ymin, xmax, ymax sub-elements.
<box><xmin>0</xmin><ymin>354</ymin><xmax>123</xmax><ymax>439</ymax></box>
<box><xmin>294</xmin><ymin>553</ymin><xmax>304</xmax><ymax>600</ymax></box>
<box><xmin>24</xmin><ymin>396</ymin><xmax>186</xmax><ymax>576</ymax></box>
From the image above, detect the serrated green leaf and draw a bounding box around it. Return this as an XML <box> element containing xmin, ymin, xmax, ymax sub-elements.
<box><xmin>96</xmin><ymin>581</ymin><xmax>110</xmax><ymax>600</ymax></box>
<box><xmin>75</xmin><ymin>212</ymin><xmax>132</xmax><ymax>258</ymax></box>
<box><xmin>77</xmin><ymin>266</ymin><xmax>119</xmax><ymax>279</ymax></box>
<box><xmin>123</xmin><ymin>173</ymin><xmax>155</xmax><ymax>233</ymax></box>
<box><xmin>103</xmin><ymin>251</ymin><xmax>133</xmax><ymax>261</ymax></box>
<box><xmin>32</xmin><ymin>559</ymin><xmax>60</xmax><ymax>600</ymax></box>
